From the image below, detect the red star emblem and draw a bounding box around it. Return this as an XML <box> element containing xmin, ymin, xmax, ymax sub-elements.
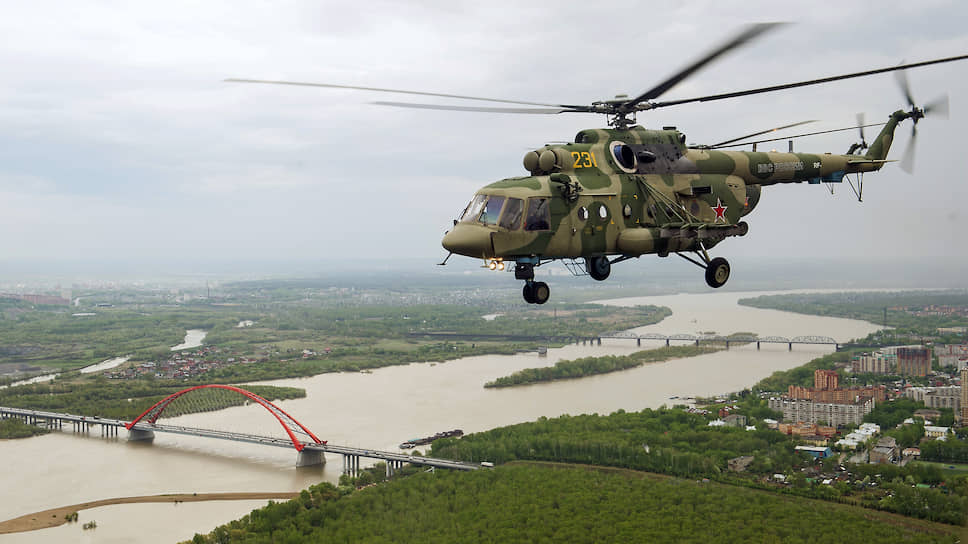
<box><xmin>712</xmin><ymin>199</ymin><xmax>728</xmax><ymax>223</ymax></box>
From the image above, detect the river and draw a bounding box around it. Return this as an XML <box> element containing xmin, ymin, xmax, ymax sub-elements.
<box><xmin>0</xmin><ymin>291</ymin><xmax>880</xmax><ymax>543</ymax></box>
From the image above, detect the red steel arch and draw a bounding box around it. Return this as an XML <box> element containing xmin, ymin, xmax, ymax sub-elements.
<box><xmin>125</xmin><ymin>384</ymin><xmax>324</xmax><ymax>451</ymax></box>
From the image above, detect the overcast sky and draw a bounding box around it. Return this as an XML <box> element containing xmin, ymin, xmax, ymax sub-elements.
<box><xmin>2</xmin><ymin>1</ymin><xmax>967</xmax><ymax>277</ymax></box>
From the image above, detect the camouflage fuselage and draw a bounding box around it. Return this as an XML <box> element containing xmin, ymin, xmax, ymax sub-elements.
<box><xmin>442</xmin><ymin>113</ymin><xmax>902</xmax><ymax>262</ymax></box>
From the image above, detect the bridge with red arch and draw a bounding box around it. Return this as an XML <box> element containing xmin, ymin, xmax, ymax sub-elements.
<box><xmin>0</xmin><ymin>384</ymin><xmax>478</xmax><ymax>475</ymax></box>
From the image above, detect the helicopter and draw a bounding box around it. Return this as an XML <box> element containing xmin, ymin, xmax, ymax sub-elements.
<box><xmin>228</xmin><ymin>23</ymin><xmax>968</xmax><ymax>304</ymax></box>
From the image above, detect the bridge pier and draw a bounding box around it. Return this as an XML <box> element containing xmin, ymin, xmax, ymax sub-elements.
<box><xmin>725</xmin><ymin>340</ymin><xmax>730</xmax><ymax>350</ymax></box>
<box><xmin>636</xmin><ymin>338</ymin><xmax>641</xmax><ymax>347</ymax></box>
<box><xmin>788</xmin><ymin>342</ymin><xmax>793</xmax><ymax>351</ymax></box>
<box><xmin>342</xmin><ymin>454</ymin><xmax>360</xmax><ymax>476</ymax></box>
<box><xmin>385</xmin><ymin>460</ymin><xmax>404</xmax><ymax>478</ymax></box>
<box><xmin>665</xmin><ymin>338</ymin><xmax>670</xmax><ymax>347</ymax></box>
<box><xmin>296</xmin><ymin>449</ymin><xmax>325</xmax><ymax>467</ymax></box>
<box><xmin>596</xmin><ymin>337</ymin><xmax>601</xmax><ymax>346</ymax></box>
<box><xmin>128</xmin><ymin>428</ymin><xmax>155</xmax><ymax>442</ymax></box>
<box><xmin>756</xmin><ymin>341</ymin><xmax>761</xmax><ymax>350</ymax></box>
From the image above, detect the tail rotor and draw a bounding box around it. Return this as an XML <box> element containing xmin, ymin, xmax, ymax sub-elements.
<box><xmin>846</xmin><ymin>112</ymin><xmax>869</xmax><ymax>155</ymax></box>
<box><xmin>895</xmin><ymin>68</ymin><xmax>948</xmax><ymax>173</ymax></box>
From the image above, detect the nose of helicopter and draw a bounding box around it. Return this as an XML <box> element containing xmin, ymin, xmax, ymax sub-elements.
<box><xmin>442</xmin><ymin>223</ymin><xmax>493</xmax><ymax>258</ymax></box>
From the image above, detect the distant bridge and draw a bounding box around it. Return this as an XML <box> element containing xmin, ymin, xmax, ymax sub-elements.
<box><xmin>411</xmin><ymin>330</ymin><xmax>839</xmax><ymax>350</ymax></box>
<box><xmin>0</xmin><ymin>385</ymin><xmax>477</xmax><ymax>476</ymax></box>
<box><xmin>597</xmin><ymin>332</ymin><xmax>839</xmax><ymax>350</ymax></box>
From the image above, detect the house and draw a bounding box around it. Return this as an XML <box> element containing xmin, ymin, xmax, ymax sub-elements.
<box><xmin>794</xmin><ymin>445</ymin><xmax>832</xmax><ymax>459</ymax></box>
<box><xmin>724</xmin><ymin>414</ymin><xmax>748</xmax><ymax>428</ymax></box>
<box><xmin>870</xmin><ymin>437</ymin><xmax>898</xmax><ymax>464</ymax></box>
<box><xmin>870</xmin><ymin>446</ymin><xmax>896</xmax><ymax>464</ymax></box>
<box><xmin>924</xmin><ymin>426</ymin><xmax>951</xmax><ymax>439</ymax></box>
<box><xmin>836</xmin><ymin>437</ymin><xmax>860</xmax><ymax>449</ymax></box>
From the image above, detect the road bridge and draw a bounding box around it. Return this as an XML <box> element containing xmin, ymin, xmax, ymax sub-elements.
<box><xmin>0</xmin><ymin>385</ymin><xmax>478</xmax><ymax>476</ymax></box>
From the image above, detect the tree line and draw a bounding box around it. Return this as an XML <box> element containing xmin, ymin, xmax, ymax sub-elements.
<box><xmin>186</xmin><ymin>464</ymin><xmax>962</xmax><ymax>543</ymax></box>
<box><xmin>484</xmin><ymin>345</ymin><xmax>719</xmax><ymax>387</ymax></box>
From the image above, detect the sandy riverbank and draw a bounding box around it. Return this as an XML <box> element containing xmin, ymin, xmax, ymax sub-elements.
<box><xmin>0</xmin><ymin>492</ymin><xmax>298</xmax><ymax>534</ymax></box>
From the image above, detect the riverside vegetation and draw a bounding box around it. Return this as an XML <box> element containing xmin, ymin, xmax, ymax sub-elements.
<box><xmin>484</xmin><ymin>345</ymin><xmax>719</xmax><ymax>387</ymax></box>
<box><xmin>0</xmin><ymin>417</ymin><xmax>49</xmax><ymax>439</ymax></box>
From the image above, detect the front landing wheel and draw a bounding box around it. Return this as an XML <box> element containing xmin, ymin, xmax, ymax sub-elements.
<box><xmin>705</xmin><ymin>257</ymin><xmax>730</xmax><ymax>288</ymax></box>
<box><xmin>523</xmin><ymin>281</ymin><xmax>550</xmax><ymax>304</ymax></box>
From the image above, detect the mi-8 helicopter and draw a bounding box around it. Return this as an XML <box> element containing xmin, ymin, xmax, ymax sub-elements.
<box><xmin>229</xmin><ymin>23</ymin><xmax>967</xmax><ymax>304</ymax></box>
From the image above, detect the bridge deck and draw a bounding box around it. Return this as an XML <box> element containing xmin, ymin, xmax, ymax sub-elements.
<box><xmin>0</xmin><ymin>406</ymin><xmax>478</xmax><ymax>472</ymax></box>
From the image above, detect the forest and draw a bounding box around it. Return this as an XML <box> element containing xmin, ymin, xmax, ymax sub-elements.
<box><xmin>484</xmin><ymin>345</ymin><xmax>719</xmax><ymax>387</ymax></box>
<box><xmin>186</xmin><ymin>464</ymin><xmax>963</xmax><ymax>543</ymax></box>
<box><xmin>423</xmin><ymin>405</ymin><xmax>967</xmax><ymax>524</ymax></box>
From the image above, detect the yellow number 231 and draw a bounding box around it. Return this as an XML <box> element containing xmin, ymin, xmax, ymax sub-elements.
<box><xmin>571</xmin><ymin>151</ymin><xmax>598</xmax><ymax>169</ymax></box>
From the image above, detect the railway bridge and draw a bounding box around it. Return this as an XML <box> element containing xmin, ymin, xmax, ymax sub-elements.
<box><xmin>409</xmin><ymin>331</ymin><xmax>839</xmax><ymax>350</ymax></box>
<box><xmin>0</xmin><ymin>384</ymin><xmax>477</xmax><ymax>476</ymax></box>
<box><xmin>595</xmin><ymin>332</ymin><xmax>839</xmax><ymax>350</ymax></box>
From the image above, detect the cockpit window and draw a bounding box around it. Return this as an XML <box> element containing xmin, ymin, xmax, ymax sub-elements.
<box><xmin>499</xmin><ymin>198</ymin><xmax>524</xmax><ymax>230</ymax></box>
<box><xmin>460</xmin><ymin>194</ymin><xmax>487</xmax><ymax>223</ymax></box>
<box><xmin>525</xmin><ymin>198</ymin><xmax>550</xmax><ymax>231</ymax></box>
<box><xmin>481</xmin><ymin>196</ymin><xmax>505</xmax><ymax>226</ymax></box>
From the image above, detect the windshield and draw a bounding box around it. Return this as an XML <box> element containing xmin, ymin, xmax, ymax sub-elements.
<box><xmin>459</xmin><ymin>194</ymin><xmax>487</xmax><ymax>223</ymax></box>
<box><xmin>481</xmin><ymin>196</ymin><xmax>505</xmax><ymax>226</ymax></box>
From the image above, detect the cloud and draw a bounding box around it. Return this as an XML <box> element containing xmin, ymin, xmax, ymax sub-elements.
<box><xmin>0</xmin><ymin>0</ymin><xmax>966</xmax><ymax>269</ymax></box>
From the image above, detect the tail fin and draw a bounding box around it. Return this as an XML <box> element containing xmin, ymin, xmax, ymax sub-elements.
<box><xmin>864</xmin><ymin>110</ymin><xmax>909</xmax><ymax>161</ymax></box>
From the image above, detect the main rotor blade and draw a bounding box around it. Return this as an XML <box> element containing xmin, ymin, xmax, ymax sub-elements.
<box><xmin>711</xmin><ymin>119</ymin><xmax>817</xmax><ymax>147</ymax></box>
<box><xmin>627</xmin><ymin>22</ymin><xmax>786</xmax><ymax>107</ymax></box>
<box><xmin>650</xmin><ymin>54</ymin><xmax>968</xmax><ymax>110</ymax></box>
<box><xmin>900</xmin><ymin>125</ymin><xmax>917</xmax><ymax>174</ymax></box>
<box><xmin>895</xmin><ymin>68</ymin><xmax>916</xmax><ymax>108</ymax></box>
<box><xmin>705</xmin><ymin>123</ymin><xmax>886</xmax><ymax>149</ymax></box>
<box><xmin>225</xmin><ymin>78</ymin><xmax>572</xmax><ymax>109</ymax></box>
<box><xmin>925</xmin><ymin>94</ymin><xmax>949</xmax><ymax>119</ymax></box>
<box><xmin>370</xmin><ymin>101</ymin><xmax>577</xmax><ymax>114</ymax></box>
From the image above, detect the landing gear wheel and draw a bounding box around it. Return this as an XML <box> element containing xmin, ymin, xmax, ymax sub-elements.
<box><xmin>531</xmin><ymin>281</ymin><xmax>550</xmax><ymax>304</ymax></box>
<box><xmin>586</xmin><ymin>256</ymin><xmax>611</xmax><ymax>281</ymax></box>
<box><xmin>523</xmin><ymin>283</ymin><xmax>536</xmax><ymax>304</ymax></box>
<box><xmin>705</xmin><ymin>257</ymin><xmax>730</xmax><ymax>288</ymax></box>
